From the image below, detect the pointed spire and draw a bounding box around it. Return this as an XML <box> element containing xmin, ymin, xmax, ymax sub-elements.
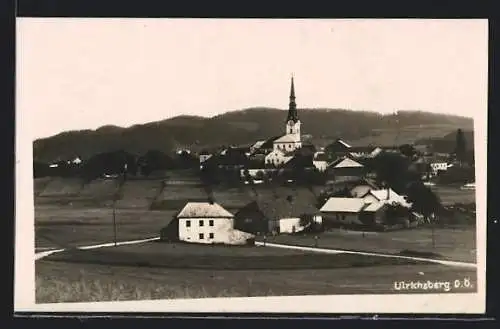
<box><xmin>287</xmin><ymin>75</ymin><xmax>298</xmax><ymax>122</ymax></box>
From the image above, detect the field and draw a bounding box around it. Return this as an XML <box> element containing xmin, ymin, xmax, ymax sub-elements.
<box><xmin>35</xmin><ymin>205</ymin><xmax>172</xmax><ymax>249</ymax></box>
<box><xmin>432</xmin><ymin>185</ymin><xmax>476</xmax><ymax>206</ymax></box>
<box><xmin>257</xmin><ymin>226</ymin><xmax>476</xmax><ymax>263</ymax></box>
<box><xmin>36</xmin><ymin>260</ymin><xmax>477</xmax><ymax>303</ymax></box>
<box><xmin>42</xmin><ymin>241</ymin><xmax>428</xmax><ymax>270</ymax></box>
<box><xmin>33</xmin><ymin>174</ymin><xmax>478</xmax><ymax>304</ymax></box>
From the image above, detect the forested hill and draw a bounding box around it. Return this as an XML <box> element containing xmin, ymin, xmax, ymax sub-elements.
<box><xmin>33</xmin><ymin>108</ymin><xmax>473</xmax><ymax>162</ymax></box>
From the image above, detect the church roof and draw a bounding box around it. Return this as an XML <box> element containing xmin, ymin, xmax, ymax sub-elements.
<box><xmin>274</xmin><ymin>134</ymin><xmax>300</xmax><ymax>143</ymax></box>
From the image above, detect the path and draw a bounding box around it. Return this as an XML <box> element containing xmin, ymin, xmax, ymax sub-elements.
<box><xmin>35</xmin><ymin>237</ymin><xmax>477</xmax><ymax>270</ymax></box>
<box><xmin>255</xmin><ymin>242</ymin><xmax>477</xmax><ymax>269</ymax></box>
<box><xmin>35</xmin><ymin>237</ymin><xmax>160</xmax><ymax>261</ymax></box>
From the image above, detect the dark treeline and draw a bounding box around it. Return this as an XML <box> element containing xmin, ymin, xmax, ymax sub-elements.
<box><xmin>33</xmin><ymin>149</ymin><xmax>198</xmax><ymax>181</ymax></box>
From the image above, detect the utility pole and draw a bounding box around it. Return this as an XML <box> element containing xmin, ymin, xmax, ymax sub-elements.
<box><xmin>112</xmin><ymin>199</ymin><xmax>117</xmax><ymax>247</ymax></box>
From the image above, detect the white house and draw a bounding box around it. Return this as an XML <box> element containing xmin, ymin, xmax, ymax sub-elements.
<box><xmin>313</xmin><ymin>152</ymin><xmax>329</xmax><ymax>172</ymax></box>
<box><xmin>265</xmin><ymin>149</ymin><xmax>293</xmax><ymax>167</ymax></box>
<box><xmin>362</xmin><ymin>188</ymin><xmax>412</xmax><ymax>208</ymax></box>
<box><xmin>72</xmin><ymin>156</ymin><xmax>83</xmax><ymax>165</ymax></box>
<box><xmin>430</xmin><ymin>162</ymin><xmax>449</xmax><ymax>175</ymax></box>
<box><xmin>166</xmin><ymin>202</ymin><xmax>254</xmax><ymax>245</ymax></box>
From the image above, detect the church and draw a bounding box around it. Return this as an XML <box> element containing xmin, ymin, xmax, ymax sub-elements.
<box><xmin>272</xmin><ymin>76</ymin><xmax>302</xmax><ymax>152</ymax></box>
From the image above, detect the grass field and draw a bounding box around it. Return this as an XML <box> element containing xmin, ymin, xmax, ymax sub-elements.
<box><xmin>42</xmin><ymin>241</ymin><xmax>428</xmax><ymax>270</ymax></box>
<box><xmin>36</xmin><ymin>260</ymin><xmax>477</xmax><ymax>303</ymax></box>
<box><xmin>257</xmin><ymin>226</ymin><xmax>476</xmax><ymax>263</ymax></box>
<box><xmin>432</xmin><ymin>186</ymin><xmax>476</xmax><ymax>205</ymax></box>
<box><xmin>35</xmin><ymin>206</ymin><xmax>173</xmax><ymax>249</ymax></box>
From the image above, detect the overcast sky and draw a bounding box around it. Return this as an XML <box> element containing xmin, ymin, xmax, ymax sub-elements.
<box><xmin>17</xmin><ymin>18</ymin><xmax>488</xmax><ymax>140</ymax></box>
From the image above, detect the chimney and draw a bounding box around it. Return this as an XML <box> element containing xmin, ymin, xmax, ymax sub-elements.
<box><xmin>386</xmin><ymin>188</ymin><xmax>390</xmax><ymax>201</ymax></box>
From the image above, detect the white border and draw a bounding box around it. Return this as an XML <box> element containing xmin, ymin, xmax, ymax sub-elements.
<box><xmin>14</xmin><ymin>18</ymin><xmax>488</xmax><ymax>314</ymax></box>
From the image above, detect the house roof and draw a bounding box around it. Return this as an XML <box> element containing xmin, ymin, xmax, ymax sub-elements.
<box><xmin>363</xmin><ymin>201</ymin><xmax>386</xmax><ymax>212</ymax></box>
<box><xmin>320</xmin><ymin>197</ymin><xmax>367</xmax><ymax>213</ymax></box>
<box><xmin>314</xmin><ymin>152</ymin><xmax>328</xmax><ymax>161</ymax></box>
<box><xmin>260</xmin><ymin>136</ymin><xmax>281</xmax><ymax>149</ymax></box>
<box><xmin>337</xmin><ymin>139</ymin><xmax>352</xmax><ymax>148</ymax></box>
<box><xmin>350</xmin><ymin>185</ymin><xmax>372</xmax><ymax>198</ymax></box>
<box><xmin>329</xmin><ymin>157</ymin><xmax>364</xmax><ymax>169</ymax></box>
<box><xmin>368</xmin><ymin>189</ymin><xmax>412</xmax><ymax>208</ymax></box>
<box><xmin>177</xmin><ymin>202</ymin><xmax>234</xmax><ymax>218</ymax></box>
<box><xmin>251</xmin><ymin>140</ymin><xmax>266</xmax><ymax>149</ymax></box>
<box><xmin>274</xmin><ymin>134</ymin><xmax>300</xmax><ymax>143</ymax></box>
<box><xmin>237</xmin><ymin>188</ymin><xmax>319</xmax><ymax>220</ymax></box>
<box><xmin>349</xmin><ymin>146</ymin><xmax>376</xmax><ymax>153</ymax></box>
<box><xmin>282</xmin><ymin>154</ymin><xmax>314</xmax><ymax>169</ymax></box>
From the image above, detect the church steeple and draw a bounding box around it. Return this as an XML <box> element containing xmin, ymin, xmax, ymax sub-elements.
<box><xmin>287</xmin><ymin>75</ymin><xmax>298</xmax><ymax>123</ymax></box>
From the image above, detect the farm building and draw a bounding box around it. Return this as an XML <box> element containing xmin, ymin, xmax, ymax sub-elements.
<box><xmin>361</xmin><ymin>188</ymin><xmax>412</xmax><ymax>208</ymax></box>
<box><xmin>326</xmin><ymin>157</ymin><xmax>365</xmax><ymax>181</ymax></box>
<box><xmin>234</xmin><ymin>191</ymin><xmax>322</xmax><ymax>235</ymax></box>
<box><xmin>320</xmin><ymin>197</ymin><xmax>368</xmax><ymax>225</ymax></box>
<box><xmin>160</xmin><ymin>202</ymin><xmax>254</xmax><ymax>245</ymax></box>
<box><xmin>324</xmin><ymin>138</ymin><xmax>353</xmax><ymax>157</ymax></box>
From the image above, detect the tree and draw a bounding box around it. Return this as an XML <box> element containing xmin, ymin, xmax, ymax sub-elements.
<box><xmin>455</xmin><ymin>129</ymin><xmax>467</xmax><ymax>163</ymax></box>
<box><xmin>406</xmin><ymin>182</ymin><xmax>442</xmax><ymax>219</ymax></box>
<box><xmin>399</xmin><ymin>144</ymin><xmax>417</xmax><ymax>158</ymax></box>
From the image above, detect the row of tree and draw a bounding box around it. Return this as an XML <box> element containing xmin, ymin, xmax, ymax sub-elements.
<box><xmin>33</xmin><ymin>149</ymin><xmax>199</xmax><ymax>180</ymax></box>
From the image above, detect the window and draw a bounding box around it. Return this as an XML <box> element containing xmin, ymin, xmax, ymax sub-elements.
<box><xmin>209</xmin><ymin>233</ymin><xmax>214</xmax><ymax>239</ymax></box>
<box><xmin>199</xmin><ymin>220</ymin><xmax>204</xmax><ymax>227</ymax></box>
<box><xmin>199</xmin><ymin>233</ymin><xmax>204</xmax><ymax>239</ymax></box>
<box><xmin>186</xmin><ymin>220</ymin><xmax>191</xmax><ymax>227</ymax></box>
<box><xmin>209</xmin><ymin>220</ymin><xmax>214</xmax><ymax>226</ymax></box>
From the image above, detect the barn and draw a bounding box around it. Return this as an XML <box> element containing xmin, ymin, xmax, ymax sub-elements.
<box><xmin>234</xmin><ymin>192</ymin><xmax>322</xmax><ymax>235</ymax></box>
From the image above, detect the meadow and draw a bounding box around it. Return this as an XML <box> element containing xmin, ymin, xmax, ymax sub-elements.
<box><xmin>34</xmin><ymin>174</ymin><xmax>478</xmax><ymax>303</ymax></box>
<box><xmin>36</xmin><ymin>260</ymin><xmax>477</xmax><ymax>303</ymax></box>
<box><xmin>257</xmin><ymin>226</ymin><xmax>476</xmax><ymax>263</ymax></box>
<box><xmin>42</xmin><ymin>241</ymin><xmax>427</xmax><ymax>270</ymax></box>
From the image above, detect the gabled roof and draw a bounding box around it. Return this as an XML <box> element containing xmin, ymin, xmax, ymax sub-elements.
<box><xmin>369</xmin><ymin>188</ymin><xmax>399</xmax><ymax>201</ymax></box>
<box><xmin>350</xmin><ymin>185</ymin><xmax>372</xmax><ymax>198</ymax></box>
<box><xmin>239</xmin><ymin>189</ymin><xmax>320</xmax><ymax>220</ymax></box>
<box><xmin>329</xmin><ymin>157</ymin><xmax>364</xmax><ymax>169</ymax></box>
<box><xmin>337</xmin><ymin>139</ymin><xmax>352</xmax><ymax>148</ymax></box>
<box><xmin>363</xmin><ymin>201</ymin><xmax>387</xmax><ymax>212</ymax></box>
<box><xmin>367</xmin><ymin>188</ymin><xmax>412</xmax><ymax>208</ymax></box>
<box><xmin>251</xmin><ymin>140</ymin><xmax>266</xmax><ymax>149</ymax></box>
<box><xmin>260</xmin><ymin>136</ymin><xmax>281</xmax><ymax>149</ymax></box>
<box><xmin>320</xmin><ymin>197</ymin><xmax>367</xmax><ymax>213</ymax></box>
<box><xmin>282</xmin><ymin>154</ymin><xmax>314</xmax><ymax>169</ymax></box>
<box><xmin>274</xmin><ymin>134</ymin><xmax>300</xmax><ymax>143</ymax></box>
<box><xmin>313</xmin><ymin>152</ymin><xmax>329</xmax><ymax>162</ymax></box>
<box><xmin>177</xmin><ymin>202</ymin><xmax>234</xmax><ymax>218</ymax></box>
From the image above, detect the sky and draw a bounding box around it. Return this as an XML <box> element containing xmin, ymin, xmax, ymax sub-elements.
<box><xmin>17</xmin><ymin>18</ymin><xmax>488</xmax><ymax>140</ymax></box>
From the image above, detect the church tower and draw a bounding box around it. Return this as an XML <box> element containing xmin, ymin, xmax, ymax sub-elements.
<box><xmin>285</xmin><ymin>76</ymin><xmax>301</xmax><ymax>137</ymax></box>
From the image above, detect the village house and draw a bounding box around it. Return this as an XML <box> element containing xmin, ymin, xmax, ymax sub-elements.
<box><xmin>360</xmin><ymin>187</ymin><xmax>412</xmax><ymax>208</ymax></box>
<box><xmin>326</xmin><ymin>157</ymin><xmax>365</xmax><ymax>182</ymax></box>
<box><xmin>320</xmin><ymin>197</ymin><xmax>368</xmax><ymax>225</ymax></box>
<box><xmin>430</xmin><ymin>161</ymin><xmax>451</xmax><ymax>176</ymax></box>
<box><xmin>313</xmin><ymin>152</ymin><xmax>329</xmax><ymax>172</ymax></box>
<box><xmin>234</xmin><ymin>190</ymin><xmax>321</xmax><ymax>235</ymax></box>
<box><xmin>320</xmin><ymin>197</ymin><xmax>391</xmax><ymax>227</ymax></box>
<box><xmin>160</xmin><ymin>202</ymin><xmax>254</xmax><ymax>245</ymax></box>
<box><xmin>265</xmin><ymin>149</ymin><xmax>294</xmax><ymax>167</ymax></box>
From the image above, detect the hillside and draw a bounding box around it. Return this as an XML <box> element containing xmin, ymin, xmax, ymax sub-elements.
<box><xmin>33</xmin><ymin>108</ymin><xmax>473</xmax><ymax>162</ymax></box>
